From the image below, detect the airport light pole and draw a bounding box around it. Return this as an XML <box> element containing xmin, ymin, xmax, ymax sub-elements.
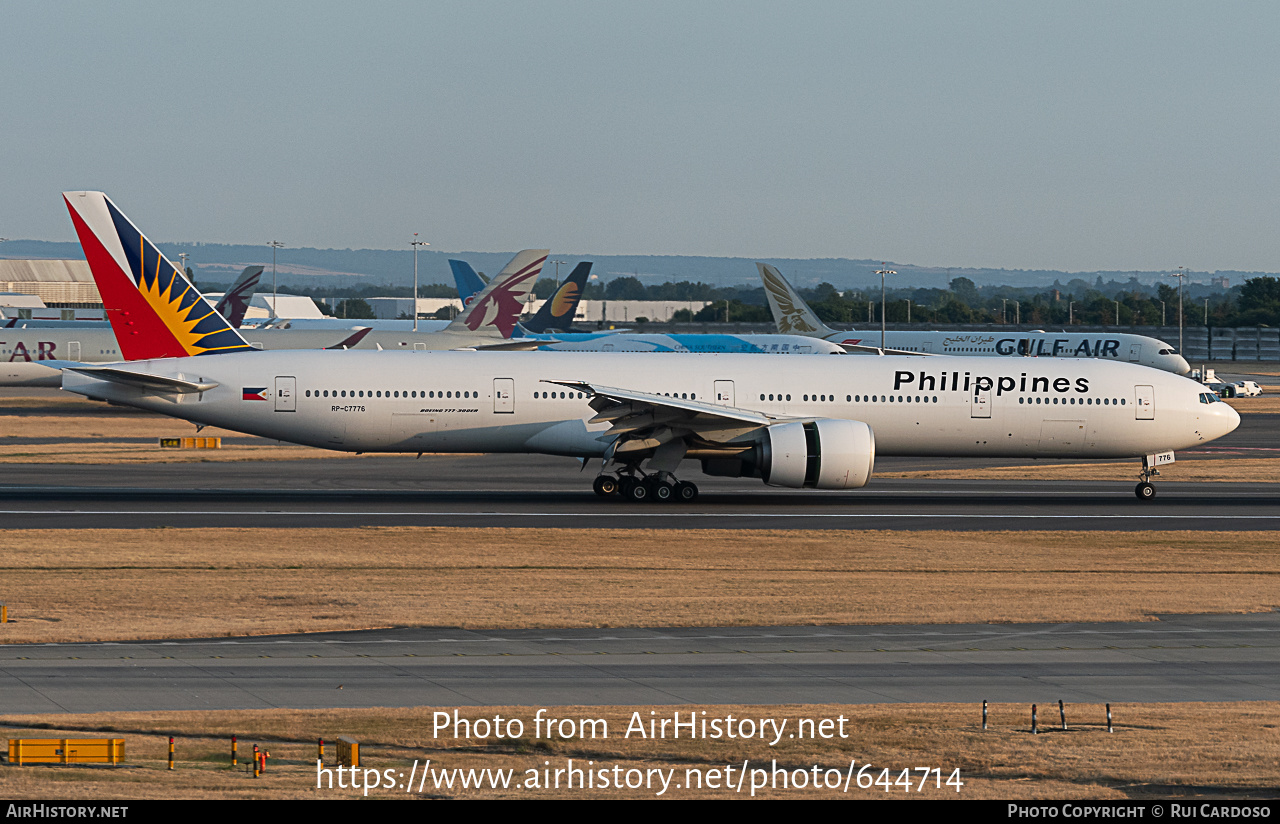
<box><xmin>1001</xmin><ymin>298</ymin><xmax>1007</xmax><ymax>324</ymax></box>
<box><xmin>1167</xmin><ymin>267</ymin><xmax>1186</xmax><ymax>353</ymax></box>
<box><xmin>1014</xmin><ymin>301</ymin><xmax>1020</xmax><ymax>325</ymax></box>
<box><xmin>1114</xmin><ymin>300</ymin><xmax>1120</xmax><ymax>326</ymax></box>
<box><xmin>876</xmin><ymin>265</ymin><xmax>895</xmax><ymax>352</ymax></box>
<box><xmin>268</xmin><ymin>241</ymin><xmax>285</xmax><ymax>319</ymax></box>
<box><xmin>1160</xmin><ymin>300</ymin><xmax>1166</xmax><ymax>327</ymax></box>
<box><xmin>550</xmin><ymin>259</ymin><xmax>566</xmax><ymax>280</ymax></box>
<box><xmin>1068</xmin><ymin>301</ymin><xmax>1074</xmax><ymax>325</ymax></box>
<box><xmin>411</xmin><ymin>234</ymin><xmax>429</xmax><ymax>332</ymax></box>
<box><xmin>178</xmin><ymin>252</ymin><xmax>190</xmax><ymax>284</ymax></box>
<box><xmin>906</xmin><ymin>299</ymin><xmax>911</xmax><ymax>324</ymax></box>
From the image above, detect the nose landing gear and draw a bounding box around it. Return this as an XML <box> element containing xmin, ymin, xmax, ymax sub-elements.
<box><xmin>1135</xmin><ymin>455</ymin><xmax>1160</xmax><ymax>501</ymax></box>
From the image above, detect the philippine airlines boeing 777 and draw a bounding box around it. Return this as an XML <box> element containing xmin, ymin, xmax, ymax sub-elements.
<box><xmin>59</xmin><ymin>191</ymin><xmax>1238</xmax><ymax>502</ymax></box>
<box><xmin>759</xmin><ymin>264</ymin><xmax>1192</xmax><ymax>374</ymax></box>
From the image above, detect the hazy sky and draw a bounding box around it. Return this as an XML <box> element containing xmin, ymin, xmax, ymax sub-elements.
<box><xmin>3</xmin><ymin>1</ymin><xmax>1279</xmax><ymax>272</ymax></box>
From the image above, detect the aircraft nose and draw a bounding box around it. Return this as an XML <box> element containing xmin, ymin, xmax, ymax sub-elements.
<box><xmin>1172</xmin><ymin>355</ymin><xmax>1191</xmax><ymax>375</ymax></box>
<box><xmin>1217</xmin><ymin>402</ymin><xmax>1241</xmax><ymax>438</ymax></box>
<box><xmin>1218</xmin><ymin>404</ymin><xmax>1239</xmax><ymax>437</ymax></box>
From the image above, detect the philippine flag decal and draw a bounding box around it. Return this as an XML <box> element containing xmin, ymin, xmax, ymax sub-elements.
<box><xmin>242</xmin><ymin>387</ymin><xmax>268</xmax><ymax>401</ymax></box>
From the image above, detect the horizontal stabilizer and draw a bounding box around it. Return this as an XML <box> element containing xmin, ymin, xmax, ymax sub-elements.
<box><xmin>66</xmin><ymin>366</ymin><xmax>219</xmax><ymax>394</ymax></box>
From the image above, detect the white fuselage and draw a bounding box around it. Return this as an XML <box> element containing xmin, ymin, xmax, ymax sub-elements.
<box><xmin>61</xmin><ymin>350</ymin><xmax>1238</xmax><ymax>464</ymax></box>
<box><xmin>825</xmin><ymin>329</ymin><xmax>1190</xmax><ymax>374</ymax></box>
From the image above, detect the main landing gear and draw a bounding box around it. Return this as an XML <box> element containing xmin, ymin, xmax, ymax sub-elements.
<box><xmin>593</xmin><ymin>469</ymin><xmax>698</xmax><ymax>503</ymax></box>
<box><xmin>1135</xmin><ymin>456</ymin><xmax>1160</xmax><ymax>501</ymax></box>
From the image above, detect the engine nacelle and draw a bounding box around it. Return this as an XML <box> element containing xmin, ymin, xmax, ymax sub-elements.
<box><xmin>760</xmin><ymin>419</ymin><xmax>875</xmax><ymax>489</ymax></box>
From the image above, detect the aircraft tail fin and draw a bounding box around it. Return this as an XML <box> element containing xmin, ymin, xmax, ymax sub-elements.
<box><xmin>444</xmin><ymin>249</ymin><xmax>548</xmax><ymax>338</ymax></box>
<box><xmin>448</xmin><ymin>259</ymin><xmax>489</xmax><ymax>307</ymax></box>
<box><xmin>756</xmin><ymin>263</ymin><xmax>838</xmax><ymax>339</ymax></box>
<box><xmin>522</xmin><ymin>261</ymin><xmax>591</xmax><ymax>333</ymax></box>
<box><xmin>213</xmin><ymin>265</ymin><xmax>264</xmax><ymax>328</ymax></box>
<box><xmin>63</xmin><ymin>192</ymin><xmax>255</xmax><ymax>360</ymax></box>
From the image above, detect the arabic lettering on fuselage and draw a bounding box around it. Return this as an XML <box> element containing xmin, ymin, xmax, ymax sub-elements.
<box><xmin>941</xmin><ymin>335</ymin><xmax>996</xmax><ymax>347</ymax></box>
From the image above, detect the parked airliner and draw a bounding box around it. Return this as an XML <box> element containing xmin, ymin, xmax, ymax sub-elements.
<box><xmin>58</xmin><ymin>191</ymin><xmax>1238</xmax><ymax>502</ymax></box>
<box><xmin>759</xmin><ymin>264</ymin><xmax>1192</xmax><ymax>374</ymax></box>
<box><xmin>1</xmin><ymin>194</ymin><xmax>556</xmax><ymax>386</ymax></box>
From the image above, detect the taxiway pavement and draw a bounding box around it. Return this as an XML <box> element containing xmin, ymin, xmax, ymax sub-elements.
<box><xmin>2</xmin><ymin>614</ymin><xmax>1276</xmax><ymax>713</ymax></box>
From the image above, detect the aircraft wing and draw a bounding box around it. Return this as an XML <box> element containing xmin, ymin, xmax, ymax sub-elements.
<box><xmin>324</xmin><ymin>327</ymin><xmax>373</xmax><ymax>349</ymax></box>
<box><xmin>66</xmin><ymin>365</ymin><xmax>220</xmax><ymax>394</ymax></box>
<box><xmin>543</xmin><ymin>379</ymin><xmax>791</xmax><ymax>456</ymax></box>
<box><xmin>840</xmin><ymin>343</ymin><xmax>941</xmax><ymax>357</ymax></box>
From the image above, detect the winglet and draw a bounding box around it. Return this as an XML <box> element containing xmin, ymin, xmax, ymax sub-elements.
<box><xmin>326</xmin><ymin>326</ymin><xmax>373</xmax><ymax>349</ymax></box>
<box><xmin>63</xmin><ymin>192</ymin><xmax>255</xmax><ymax>360</ymax></box>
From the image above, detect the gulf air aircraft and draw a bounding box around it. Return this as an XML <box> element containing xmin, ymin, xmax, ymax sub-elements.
<box><xmin>58</xmin><ymin>192</ymin><xmax>1238</xmax><ymax>502</ymax></box>
<box><xmin>759</xmin><ymin>263</ymin><xmax>1192</xmax><ymax>374</ymax></box>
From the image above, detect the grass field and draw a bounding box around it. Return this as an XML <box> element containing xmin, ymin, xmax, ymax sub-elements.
<box><xmin>2</xmin><ymin>391</ymin><xmax>1278</xmax><ymax>800</ymax></box>
<box><xmin>1</xmin><ymin>528</ymin><xmax>1278</xmax><ymax>643</ymax></box>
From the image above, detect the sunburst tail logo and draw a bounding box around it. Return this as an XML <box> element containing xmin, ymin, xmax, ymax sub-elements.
<box><xmin>64</xmin><ymin>192</ymin><xmax>255</xmax><ymax>360</ymax></box>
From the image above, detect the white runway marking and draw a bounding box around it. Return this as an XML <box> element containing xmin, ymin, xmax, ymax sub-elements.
<box><xmin>3</xmin><ymin>509</ymin><xmax>1280</xmax><ymax>520</ymax></box>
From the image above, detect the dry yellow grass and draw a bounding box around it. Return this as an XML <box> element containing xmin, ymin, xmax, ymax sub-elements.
<box><xmin>0</xmin><ymin>414</ymin><xmax>353</xmax><ymax>464</ymax></box>
<box><xmin>1223</xmin><ymin>396</ymin><xmax>1280</xmax><ymax>413</ymax></box>
<box><xmin>1</xmin><ymin>703</ymin><xmax>1277</xmax><ymax>799</ymax></box>
<box><xmin>2</xmin><ymin>528</ymin><xmax>1278</xmax><ymax>643</ymax></box>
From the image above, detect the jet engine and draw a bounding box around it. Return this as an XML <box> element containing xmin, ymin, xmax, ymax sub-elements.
<box><xmin>701</xmin><ymin>419</ymin><xmax>875</xmax><ymax>489</ymax></box>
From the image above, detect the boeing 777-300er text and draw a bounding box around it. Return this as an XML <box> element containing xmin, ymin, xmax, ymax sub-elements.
<box><xmin>58</xmin><ymin>191</ymin><xmax>1237</xmax><ymax>502</ymax></box>
<box><xmin>759</xmin><ymin>263</ymin><xmax>1192</xmax><ymax>374</ymax></box>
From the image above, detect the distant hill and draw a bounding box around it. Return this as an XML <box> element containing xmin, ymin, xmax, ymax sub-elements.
<box><xmin>1</xmin><ymin>239</ymin><xmax>1266</xmax><ymax>292</ymax></box>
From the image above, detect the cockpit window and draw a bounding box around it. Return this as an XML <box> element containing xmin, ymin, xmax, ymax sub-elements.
<box><xmin>1199</xmin><ymin>392</ymin><xmax>1222</xmax><ymax>404</ymax></box>
<box><xmin>1159</xmin><ymin>348</ymin><xmax>1179</xmax><ymax>355</ymax></box>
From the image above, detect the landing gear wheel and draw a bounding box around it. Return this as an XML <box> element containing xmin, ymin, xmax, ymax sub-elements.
<box><xmin>674</xmin><ymin>481</ymin><xmax>699</xmax><ymax>502</ymax></box>
<box><xmin>1135</xmin><ymin>481</ymin><xmax>1156</xmax><ymax>501</ymax></box>
<box><xmin>648</xmin><ymin>479</ymin><xmax>673</xmax><ymax>502</ymax></box>
<box><xmin>593</xmin><ymin>475</ymin><xmax>619</xmax><ymax>497</ymax></box>
<box><xmin>623</xmin><ymin>477</ymin><xmax>649</xmax><ymax>502</ymax></box>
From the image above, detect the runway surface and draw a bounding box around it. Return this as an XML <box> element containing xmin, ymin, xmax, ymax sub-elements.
<box><xmin>3</xmin><ymin>389</ymin><xmax>1278</xmax><ymax>530</ymax></box>
<box><xmin>2</xmin><ymin>614</ymin><xmax>1276</xmax><ymax>714</ymax></box>
<box><xmin>2</xmin><ymin>454</ymin><xmax>1279</xmax><ymax>530</ymax></box>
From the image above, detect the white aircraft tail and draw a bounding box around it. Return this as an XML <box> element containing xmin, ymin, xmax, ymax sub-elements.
<box><xmin>756</xmin><ymin>263</ymin><xmax>838</xmax><ymax>339</ymax></box>
<box><xmin>445</xmin><ymin>249</ymin><xmax>549</xmax><ymax>338</ymax></box>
